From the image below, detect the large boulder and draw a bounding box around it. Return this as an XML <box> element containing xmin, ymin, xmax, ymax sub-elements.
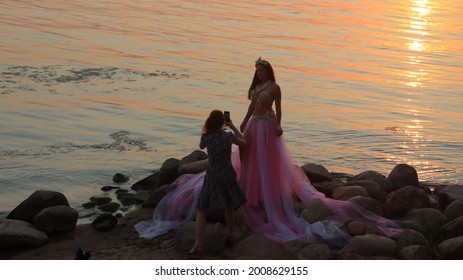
<box><xmin>443</xmin><ymin>199</ymin><xmax>463</xmax><ymax>221</ymax></box>
<box><xmin>0</xmin><ymin>219</ymin><xmax>49</xmax><ymax>248</ymax></box>
<box><xmin>300</xmin><ymin>199</ymin><xmax>332</xmax><ymax>223</ymax></box>
<box><xmin>439</xmin><ymin>216</ymin><xmax>463</xmax><ymax>241</ymax></box>
<box><xmin>438</xmin><ymin>185</ymin><xmax>463</xmax><ymax>210</ymax></box>
<box><xmin>333</xmin><ymin>186</ymin><xmax>369</xmax><ymax>201</ymax></box>
<box><xmin>401</xmin><ymin>208</ymin><xmax>448</xmax><ymax>238</ymax></box>
<box><xmin>338</xmin><ymin>234</ymin><xmax>398</xmax><ymax>258</ymax></box>
<box><xmin>387</xmin><ymin>164</ymin><xmax>420</xmax><ymax>190</ymax></box>
<box><xmin>140</xmin><ymin>184</ymin><xmax>172</xmax><ymax>208</ymax></box>
<box><xmin>298</xmin><ymin>243</ymin><xmax>335</xmax><ymax>260</ymax></box>
<box><xmin>158</xmin><ymin>158</ymin><xmax>180</xmax><ymax>187</ymax></box>
<box><xmin>347</xmin><ymin>171</ymin><xmax>394</xmax><ymax>193</ymax></box>
<box><xmin>230</xmin><ymin>234</ymin><xmax>292</xmax><ymax>259</ymax></box>
<box><xmin>348</xmin><ymin>196</ymin><xmax>386</xmax><ymax>217</ymax></box>
<box><xmin>312</xmin><ymin>181</ymin><xmax>344</xmax><ymax>198</ymax></box>
<box><xmin>131</xmin><ymin>172</ymin><xmax>160</xmax><ymax>191</ymax></box>
<box><xmin>346</xmin><ymin>180</ymin><xmax>386</xmax><ymax>203</ymax></box>
<box><xmin>178</xmin><ymin>150</ymin><xmax>208</xmax><ymax>171</ymax></box>
<box><xmin>179</xmin><ymin>159</ymin><xmax>208</xmax><ymax>175</ymax></box>
<box><xmin>399</xmin><ymin>245</ymin><xmax>440</xmax><ymax>260</ymax></box>
<box><xmin>300</xmin><ymin>163</ymin><xmax>332</xmax><ymax>183</ymax></box>
<box><xmin>386</xmin><ymin>186</ymin><xmax>429</xmax><ymax>218</ymax></box>
<box><xmin>438</xmin><ymin>236</ymin><xmax>463</xmax><ymax>259</ymax></box>
<box><xmin>6</xmin><ymin>190</ymin><xmax>69</xmax><ymax>223</ymax></box>
<box><xmin>396</xmin><ymin>229</ymin><xmax>429</xmax><ymax>249</ymax></box>
<box><xmin>33</xmin><ymin>205</ymin><xmax>78</xmax><ymax>234</ymax></box>
<box><xmin>283</xmin><ymin>239</ymin><xmax>313</xmax><ymax>258</ymax></box>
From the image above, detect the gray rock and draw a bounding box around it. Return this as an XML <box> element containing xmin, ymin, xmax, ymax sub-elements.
<box><xmin>178</xmin><ymin>159</ymin><xmax>208</xmax><ymax>175</ymax></box>
<box><xmin>443</xmin><ymin>199</ymin><xmax>463</xmax><ymax>221</ymax></box>
<box><xmin>82</xmin><ymin>202</ymin><xmax>96</xmax><ymax>209</ymax></box>
<box><xmin>346</xmin><ymin>180</ymin><xmax>387</xmax><ymax>203</ymax></box>
<box><xmin>439</xmin><ymin>216</ymin><xmax>463</xmax><ymax>241</ymax></box>
<box><xmin>393</xmin><ymin>220</ymin><xmax>425</xmax><ymax>233</ymax></box>
<box><xmin>178</xmin><ymin>150</ymin><xmax>208</xmax><ymax>171</ymax></box>
<box><xmin>130</xmin><ymin>172</ymin><xmax>160</xmax><ymax>191</ymax></box>
<box><xmin>113</xmin><ymin>173</ymin><xmax>129</xmax><ymax>183</ymax></box>
<box><xmin>386</xmin><ymin>186</ymin><xmax>429</xmax><ymax>218</ymax></box>
<box><xmin>312</xmin><ymin>181</ymin><xmax>344</xmax><ymax>198</ymax></box>
<box><xmin>300</xmin><ymin>163</ymin><xmax>332</xmax><ymax>183</ymax></box>
<box><xmin>347</xmin><ymin>170</ymin><xmax>394</xmax><ymax>193</ymax></box>
<box><xmin>33</xmin><ymin>205</ymin><xmax>78</xmax><ymax>234</ymax></box>
<box><xmin>399</xmin><ymin>245</ymin><xmax>440</xmax><ymax>260</ymax></box>
<box><xmin>333</xmin><ymin>186</ymin><xmax>369</xmax><ymax>201</ymax></box>
<box><xmin>348</xmin><ymin>196</ymin><xmax>386</xmax><ymax>217</ymax></box>
<box><xmin>387</xmin><ymin>164</ymin><xmax>420</xmax><ymax>190</ymax></box>
<box><xmin>438</xmin><ymin>236</ymin><xmax>463</xmax><ymax>259</ymax></box>
<box><xmin>89</xmin><ymin>195</ymin><xmax>112</xmax><ymax>205</ymax></box>
<box><xmin>339</xmin><ymin>234</ymin><xmax>398</xmax><ymax>258</ymax></box>
<box><xmin>0</xmin><ymin>219</ymin><xmax>49</xmax><ymax>248</ymax></box>
<box><xmin>396</xmin><ymin>229</ymin><xmax>428</xmax><ymax>249</ymax></box>
<box><xmin>6</xmin><ymin>190</ymin><xmax>69</xmax><ymax>223</ymax></box>
<box><xmin>101</xmin><ymin>185</ymin><xmax>119</xmax><ymax>192</ymax></box>
<box><xmin>283</xmin><ymin>239</ymin><xmax>313</xmax><ymax>258</ymax></box>
<box><xmin>91</xmin><ymin>213</ymin><xmax>118</xmax><ymax>231</ymax></box>
<box><xmin>119</xmin><ymin>195</ymin><xmax>138</xmax><ymax>206</ymax></box>
<box><xmin>298</xmin><ymin>243</ymin><xmax>335</xmax><ymax>260</ymax></box>
<box><xmin>300</xmin><ymin>198</ymin><xmax>332</xmax><ymax>223</ymax></box>
<box><xmin>438</xmin><ymin>185</ymin><xmax>463</xmax><ymax>210</ymax></box>
<box><xmin>402</xmin><ymin>208</ymin><xmax>448</xmax><ymax>238</ymax></box>
<box><xmin>141</xmin><ymin>184</ymin><xmax>172</xmax><ymax>208</ymax></box>
<box><xmin>158</xmin><ymin>158</ymin><xmax>180</xmax><ymax>187</ymax></box>
<box><xmin>347</xmin><ymin>221</ymin><xmax>366</xmax><ymax>236</ymax></box>
<box><xmin>97</xmin><ymin>202</ymin><xmax>120</xmax><ymax>213</ymax></box>
<box><xmin>231</xmin><ymin>234</ymin><xmax>292</xmax><ymax>259</ymax></box>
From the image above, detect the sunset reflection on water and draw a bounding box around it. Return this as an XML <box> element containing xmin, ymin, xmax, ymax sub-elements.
<box><xmin>1</xmin><ymin>0</ymin><xmax>462</xmax><ymax>213</ymax></box>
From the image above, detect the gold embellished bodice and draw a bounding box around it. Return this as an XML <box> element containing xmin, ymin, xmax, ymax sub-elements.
<box><xmin>251</xmin><ymin>81</ymin><xmax>275</xmax><ymax>120</ymax></box>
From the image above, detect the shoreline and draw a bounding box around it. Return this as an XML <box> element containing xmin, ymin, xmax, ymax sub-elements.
<box><xmin>2</xmin><ymin>151</ymin><xmax>463</xmax><ymax>260</ymax></box>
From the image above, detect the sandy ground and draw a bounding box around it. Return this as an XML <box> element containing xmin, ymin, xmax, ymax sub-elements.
<box><xmin>1</xmin><ymin>208</ymin><xmax>188</xmax><ymax>260</ymax></box>
<box><xmin>0</xmin><ymin>207</ymin><xmax>255</xmax><ymax>260</ymax></box>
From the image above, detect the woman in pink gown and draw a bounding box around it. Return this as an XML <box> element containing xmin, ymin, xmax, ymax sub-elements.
<box><xmin>134</xmin><ymin>58</ymin><xmax>402</xmax><ymax>246</ymax></box>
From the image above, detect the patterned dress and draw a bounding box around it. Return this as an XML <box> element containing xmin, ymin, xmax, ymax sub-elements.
<box><xmin>196</xmin><ymin>129</ymin><xmax>246</xmax><ymax>209</ymax></box>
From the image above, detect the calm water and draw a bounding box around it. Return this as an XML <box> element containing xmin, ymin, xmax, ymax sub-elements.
<box><xmin>1</xmin><ymin>0</ymin><xmax>462</xmax><ymax>217</ymax></box>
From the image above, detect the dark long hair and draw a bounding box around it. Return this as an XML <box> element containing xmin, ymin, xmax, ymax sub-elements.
<box><xmin>202</xmin><ymin>110</ymin><xmax>224</xmax><ymax>133</ymax></box>
<box><xmin>248</xmin><ymin>61</ymin><xmax>276</xmax><ymax>100</ymax></box>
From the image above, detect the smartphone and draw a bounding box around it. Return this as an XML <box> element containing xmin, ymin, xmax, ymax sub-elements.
<box><xmin>224</xmin><ymin>111</ymin><xmax>230</xmax><ymax>122</ymax></box>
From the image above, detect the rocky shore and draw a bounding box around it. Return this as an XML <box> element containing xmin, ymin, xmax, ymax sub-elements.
<box><xmin>1</xmin><ymin>150</ymin><xmax>463</xmax><ymax>260</ymax></box>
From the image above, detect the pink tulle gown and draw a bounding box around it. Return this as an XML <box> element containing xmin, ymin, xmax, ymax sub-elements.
<box><xmin>135</xmin><ymin>114</ymin><xmax>402</xmax><ymax>246</ymax></box>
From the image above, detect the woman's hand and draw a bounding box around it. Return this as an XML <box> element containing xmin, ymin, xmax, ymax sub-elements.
<box><xmin>225</xmin><ymin>118</ymin><xmax>234</xmax><ymax>128</ymax></box>
<box><xmin>276</xmin><ymin>125</ymin><xmax>283</xmax><ymax>137</ymax></box>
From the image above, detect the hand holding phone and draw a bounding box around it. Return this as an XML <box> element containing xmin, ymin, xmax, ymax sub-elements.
<box><xmin>224</xmin><ymin>111</ymin><xmax>230</xmax><ymax>122</ymax></box>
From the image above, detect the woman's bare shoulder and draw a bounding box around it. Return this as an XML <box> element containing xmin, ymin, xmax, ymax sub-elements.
<box><xmin>270</xmin><ymin>82</ymin><xmax>281</xmax><ymax>97</ymax></box>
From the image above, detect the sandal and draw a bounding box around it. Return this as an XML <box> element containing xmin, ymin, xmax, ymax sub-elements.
<box><xmin>187</xmin><ymin>245</ymin><xmax>203</xmax><ymax>256</ymax></box>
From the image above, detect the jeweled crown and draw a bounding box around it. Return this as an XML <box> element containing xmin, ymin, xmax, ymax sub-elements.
<box><xmin>255</xmin><ymin>57</ymin><xmax>270</xmax><ymax>68</ymax></box>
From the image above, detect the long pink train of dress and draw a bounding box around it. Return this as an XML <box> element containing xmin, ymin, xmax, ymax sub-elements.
<box><xmin>135</xmin><ymin>114</ymin><xmax>403</xmax><ymax>246</ymax></box>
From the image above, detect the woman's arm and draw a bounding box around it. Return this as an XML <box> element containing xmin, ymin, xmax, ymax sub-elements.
<box><xmin>228</xmin><ymin>120</ymin><xmax>246</xmax><ymax>148</ymax></box>
<box><xmin>240</xmin><ymin>98</ymin><xmax>256</xmax><ymax>132</ymax></box>
<box><xmin>273</xmin><ymin>84</ymin><xmax>283</xmax><ymax>137</ymax></box>
<box><xmin>199</xmin><ymin>134</ymin><xmax>206</xmax><ymax>149</ymax></box>
<box><xmin>199</xmin><ymin>141</ymin><xmax>206</xmax><ymax>149</ymax></box>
